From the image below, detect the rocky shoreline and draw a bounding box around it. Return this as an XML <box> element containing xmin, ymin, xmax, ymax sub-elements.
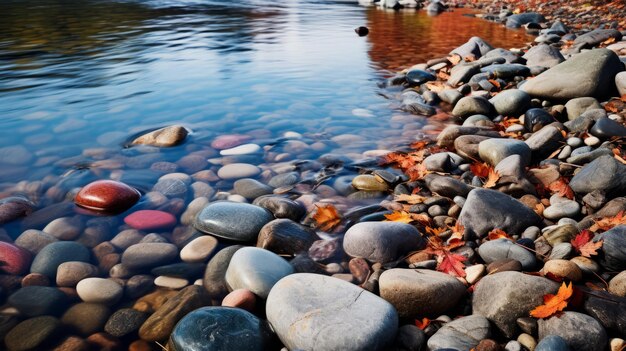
<box><xmin>1</xmin><ymin>1</ymin><xmax>626</xmax><ymax>351</ymax></box>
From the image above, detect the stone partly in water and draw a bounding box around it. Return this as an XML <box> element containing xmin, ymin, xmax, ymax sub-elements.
<box><xmin>124</xmin><ymin>210</ymin><xmax>177</xmax><ymax>231</ymax></box>
<box><xmin>266</xmin><ymin>273</ymin><xmax>398</xmax><ymax>351</ymax></box>
<box><xmin>256</xmin><ymin>218</ymin><xmax>320</xmax><ymax>256</ymax></box>
<box><xmin>0</xmin><ymin>242</ymin><xmax>31</xmax><ymax>275</ymax></box>
<box><xmin>194</xmin><ymin>202</ymin><xmax>274</xmax><ymax>242</ymax></box>
<box><xmin>131</xmin><ymin>125</ymin><xmax>188</xmax><ymax>147</ymax></box>
<box><xmin>74</xmin><ymin>180</ymin><xmax>141</xmax><ymax>213</ymax></box>
<box><xmin>521</xmin><ymin>49</ymin><xmax>624</xmax><ymax>100</ymax></box>
<box><xmin>405</xmin><ymin>69</ymin><xmax>436</xmax><ymax>86</ymax></box>
<box><xmin>30</xmin><ymin>241</ymin><xmax>91</xmax><ymax>279</ymax></box>
<box><xmin>170</xmin><ymin>307</ymin><xmax>273</xmax><ymax>351</ymax></box>
<box><xmin>343</xmin><ymin>221</ymin><xmax>424</xmax><ymax>264</ymax></box>
<box><xmin>0</xmin><ymin>197</ymin><xmax>34</xmax><ymax>225</ymax></box>
<box><xmin>121</xmin><ymin>243</ymin><xmax>179</xmax><ymax>270</ymax></box>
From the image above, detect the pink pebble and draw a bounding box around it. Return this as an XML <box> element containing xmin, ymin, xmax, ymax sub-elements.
<box><xmin>124</xmin><ymin>210</ymin><xmax>177</xmax><ymax>231</ymax></box>
<box><xmin>0</xmin><ymin>242</ymin><xmax>32</xmax><ymax>275</ymax></box>
<box><xmin>210</xmin><ymin>134</ymin><xmax>252</xmax><ymax>150</ymax></box>
<box><xmin>222</xmin><ymin>288</ymin><xmax>257</xmax><ymax>312</ymax></box>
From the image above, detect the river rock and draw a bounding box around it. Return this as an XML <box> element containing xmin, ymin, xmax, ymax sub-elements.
<box><xmin>459</xmin><ymin>189</ymin><xmax>542</xmax><ymax>238</ymax></box>
<box><xmin>194</xmin><ymin>202</ymin><xmax>273</xmax><ymax>242</ymax></box>
<box><xmin>569</xmin><ymin>155</ymin><xmax>626</xmax><ymax>196</ymax></box>
<box><xmin>489</xmin><ymin>89</ymin><xmax>531</xmax><ymax>117</ymax></box>
<box><xmin>525</xmin><ymin>125</ymin><xmax>565</xmax><ymax>159</ymax></box>
<box><xmin>521</xmin><ymin>49</ymin><xmax>624</xmax><ymax>100</ymax></box>
<box><xmin>583</xmin><ymin>291</ymin><xmax>626</xmax><ymax>336</ymax></box>
<box><xmin>222</xmin><ymin>289</ymin><xmax>257</xmax><ymax>311</ymax></box>
<box><xmin>233</xmin><ymin>178</ymin><xmax>273</xmax><ymax>200</ymax></box>
<box><xmin>253</xmin><ymin>196</ymin><xmax>306</xmax><ymax>221</ymax></box>
<box><xmin>406</xmin><ymin>69</ymin><xmax>436</xmax><ymax>85</ymax></box>
<box><xmin>379</xmin><ymin>268</ymin><xmax>465</xmax><ymax>317</ymax></box>
<box><xmin>590</xmin><ymin>118</ymin><xmax>626</xmax><ymax>139</ymax></box>
<box><xmin>124</xmin><ymin>210</ymin><xmax>177</xmax><ymax>231</ymax></box>
<box><xmin>594</xmin><ymin>225</ymin><xmax>626</xmax><ymax>271</ymax></box>
<box><xmin>0</xmin><ymin>242</ymin><xmax>31</xmax><ymax>275</ymax></box>
<box><xmin>478</xmin><ymin>138</ymin><xmax>531</xmax><ymax>166</ymax></box>
<box><xmin>352</xmin><ymin>174</ymin><xmax>389</xmax><ymax>191</ymax></box>
<box><xmin>543</xmin><ymin>198</ymin><xmax>580</xmax><ymax>219</ymax></box>
<box><xmin>30</xmin><ymin>241</ymin><xmax>91</xmax><ymax>279</ymax></box>
<box><xmin>536</xmin><ymin>335</ymin><xmax>570</xmax><ymax>351</ymax></box>
<box><xmin>574</xmin><ymin>28</ymin><xmax>623</xmax><ymax>47</ymax></box>
<box><xmin>180</xmin><ymin>235</ymin><xmax>218</xmax><ymax>263</ymax></box>
<box><xmin>565</xmin><ymin>97</ymin><xmax>603</xmax><ymax>120</ymax></box>
<box><xmin>43</xmin><ymin>216</ymin><xmax>83</xmax><ymax>240</ymax></box>
<box><xmin>450</xmin><ymin>37</ymin><xmax>494</xmax><ymax>59</ymax></box>
<box><xmin>61</xmin><ymin>302</ymin><xmax>111</xmax><ymax>336</ymax></box>
<box><xmin>427</xmin><ymin>315</ymin><xmax>491</xmax><ymax>351</ymax></box>
<box><xmin>225</xmin><ymin>247</ymin><xmax>294</xmax><ymax>299</ymax></box>
<box><xmin>266</xmin><ymin>273</ymin><xmax>398</xmax><ymax>351</ymax></box>
<box><xmin>473</xmin><ymin>271</ymin><xmax>559</xmax><ymax>337</ymax></box>
<box><xmin>343</xmin><ymin>221</ymin><xmax>424</xmax><ymax>264</ymax></box>
<box><xmin>217</xmin><ymin>163</ymin><xmax>261</xmax><ymax>180</ymax></box>
<box><xmin>131</xmin><ymin>125</ymin><xmax>188</xmax><ymax>147</ymax></box>
<box><xmin>257</xmin><ymin>219</ymin><xmax>319</xmax><ymax>256</ymax></box>
<box><xmin>506</xmin><ymin>12</ymin><xmax>545</xmax><ymax>28</ymax></box>
<box><xmin>138</xmin><ymin>285</ymin><xmax>210</xmax><ymax>341</ymax></box>
<box><xmin>74</xmin><ymin>180</ymin><xmax>140</xmax><ymax>213</ymax></box>
<box><xmin>14</xmin><ymin>229</ymin><xmax>58</xmax><ymax>255</ymax></box>
<box><xmin>609</xmin><ymin>271</ymin><xmax>626</xmax><ymax>297</ymax></box>
<box><xmin>478</xmin><ymin>239</ymin><xmax>537</xmax><ymax>270</ymax></box>
<box><xmin>203</xmin><ymin>245</ymin><xmax>243</xmax><ymax>299</ymax></box>
<box><xmin>76</xmin><ymin>278</ymin><xmax>123</xmax><ymax>305</ymax></box>
<box><xmin>104</xmin><ymin>308</ymin><xmax>149</xmax><ymax>337</ymax></box>
<box><xmin>542</xmin><ymin>259</ymin><xmax>582</xmax><ymax>281</ymax></box>
<box><xmin>8</xmin><ymin>286</ymin><xmax>68</xmax><ymax>317</ymax></box>
<box><xmin>617</xmin><ymin>71</ymin><xmax>626</xmax><ymax>96</ymax></box>
<box><xmin>56</xmin><ymin>261</ymin><xmax>99</xmax><ymax>287</ymax></box>
<box><xmin>220</xmin><ymin>143</ymin><xmax>261</xmax><ymax>156</ymax></box>
<box><xmin>211</xmin><ymin>134</ymin><xmax>252</xmax><ymax>150</ymax></box>
<box><xmin>538</xmin><ymin>311</ymin><xmax>607</xmax><ymax>351</ymax></box>
<box><xmin>4</xmin><ymin>316</ymin><xmax>60</xmax><ymax>351</ymax></box>
<box><xmin>424</xmin><ymin>174</ymin><xmax>472</xmax><ymax>198</ymax></box>
<box><xmin>523</xmin><ymin>44</ymin><xmax>565</xmax><ymax>68</ymax></box>
<box><xmin>0</xmin><ymin>197</ymin><xmax>33</xmax><ymax>224</ymax></box>
<box><xmin>121</xmin><ymin>243</ymin><xmax>178</xmax><ymax>270</ymax></box>
<box><xmin>452</xmin><ymin>96</ymin><xmax>493</xmax><ymax>118</ymax></box>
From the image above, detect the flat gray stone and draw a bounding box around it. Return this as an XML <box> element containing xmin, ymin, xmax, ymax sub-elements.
<box><xmin>538</xmin><ymin>311</ymin><xmax>607</xmax><ymax>351</ymax></box>
<box><xmin>478</xmin><ymin>238</ymin><xmax>537</xmax><ymax>270</ymax></box>
<box><xmin>343</xmin><ymin>222</ymin><xmax>424</xmax><ymax>264</ymax></box>
<box><xmin>479</xmin><ymin>138</ymin><xmax>531</xmax><ymax>166</ymax></box>
<box><xmin>427</xmin><ymin>315</ymin><xmax>490</xmax><ymax>351</ymax></box>
<box><xmin>194</xmin><ymin>201</ymin><xmax>274</xmax><ymax>242</ymax></box>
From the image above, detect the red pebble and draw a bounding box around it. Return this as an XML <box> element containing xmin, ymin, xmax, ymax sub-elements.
<box><xmin>75</xmin><ymin>180</ymin><xmax>140</xmax><ymax>213</ymax></box>
<box><xmin>0</xmin><ymin>242</ymin><xmax>32</xmax><ymax>275</ymax></box>
<box><xmin>124</xmin><ymin>210</ymin><xmax>177</xmax><ymax>231</ymax></box>
<box><xmin>222</xmin><ymin>288</ymin><xmax>257</xmax><ymax>312</ymax></box>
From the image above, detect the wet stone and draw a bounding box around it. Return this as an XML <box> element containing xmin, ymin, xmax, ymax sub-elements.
<box><xmin>590</xmin><ymin>118</ymin><xmax>626</xmax><ymax>139</ymax></box>
<box><xmin>203</xmin><ymin>245</ymin><xmax>244</xmax><ymax>299</ymax></box>
<box><xmin>61</xmin><ymin>302</ymin><xmax>111</xmax><ymax>336</ymax></box>
<box><xmin>427</xmin><ymin>315</ymin><xmax>491</xmax><ymax>351</ymax></box>
<box><xmin>8</xmin><ymin>286</ymin><xmax>68</xmax><ymax>317</ymax></box>
<box><xmin>405</xmin><ymin>69</ymin><xmax>436</xmax><ymax>85</ymax></box>
<box><xmin>538</xmin><ymin>311</ymin><xmax>607</xmax><ymax>351</ymax></box>
<box><xmin>14</xmin><ymin>229</ymin><xmax>58</xmax><ymax>255</ymax></box>
<box><xmin>343</xmin><ymin>221</ymin><xmax>424</xmax><ymax>264</ymax></box>
<box><xmin>56</xmin><ymin>262</ymin><xmax>99</xmax><ymax>287</ymax></box>
<box><xmin>257</xmin><ymin>218</ymin><xmax>319</xmax><ymax>256</ymax></box>
<box><xmin>4</xmin><ymin>316</ymin><xmax>60</xmax><ymax>351</ymax></box>
<box><xmin>124</xmin><ymin>210</ymin><xmax>177</xmax><ymax>231</ymax></box>
<box><xmin>233</xmin><ymin>178</ymin><xmax>273</xmax><ymax>200</ymax></box>
<box><xmin>194</xmin><ymin>202</ymin><xmax>274</xmax><ymax>242</ymax></box>
<box><xmin>104</xmin><ymin>308</ymin><xmax>149</xmax><ymax>338</ymax></box>
<box><xmin>225</xmin><ymin>247</ymin><xmax>294</xmax><ymax>299</ymax></box>
<box><xmin>131</xmin><ymin>125</ymin><xmax>188</xmax><ymax>147</ymax></box>
<box><xmin>0</xmin><ymin>197</ymin><xmax>34</xmax><ymax>224</ymax></box>
<box><xmin>74</xmin><ymin>180</ymin><xmax>140</xmax><ymax>213</ymax></box>
<box><xmin>121</xmin><ymin>243</ymin><xmax>179</xmax><ymax>270</ymax></box>
<box><xmin>0</xmin><ymin>242</ymin><xmax>31</xmax><ymax>275</ymax></box>
<box><xmin>76</xmin><ymin>278</ymin><xmax>123</xmax><ymax>305</ymax></box>
<box><xmin>30</xmin><ymin>241</ymin><xmax>91</xmax><ymax>279</ymax></box>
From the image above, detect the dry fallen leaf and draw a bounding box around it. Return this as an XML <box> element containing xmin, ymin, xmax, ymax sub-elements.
<box><xmin>488</xmin><ymin>228</ymin><xmax>512</xmax><ymax>240</ymax></box>
<box><xmin>384</xmin><ymin>211</ymin><xmax>414</xmax><ymax>224</ymax></box>
<box><xmin>448</xmin><ymin>221</ymin><xmax>465</xmax><ymax>241</ymax></box>
<box><xmin>470</xmin><ymin>162</ymin><xmax>492</xmax><ymax>178</ymax></box>
<box><xmin>548</xmin><ymin>177</ymin><xmax>574</xmax><ymax>200</ymax></box>
<box><xmin>425</xmin><ymin>226</ymin><xmax>446</xmax><ymax>237</ymax></box>
<box><xmin>414</xmin><ymin>318</ymin><xmax>430</xmax><ymax>330</ymax></box>
<box><xmin>313</xmin><ymin>204</ymin><xmax>341</xmax><ymax>232</ymax></box>
<box><xmin>590</xmin><ymin>210</ymin><xmax>626</xmax><ymax>232</ymax></box>
<box><xmin>530</xmin><ymin>281</ymin><xmax>573</xmax><ymax>319</ymax></box>
<box><xmin>570</xmin><ymin>230</ymin><xmax>603</xmax><ymax>257</ymax></box>
<box><xmin>534</xmin><ymin>203</ymin><xmax>545</xmax><ymax>216</ymax></box>
<box><xmin>422</xmin><ymin>236</ymin><xmax>467</xmax><ymax>277</ymax></box>
<box><xmin>394</xmin><ymin>194</ymin><xmax>428</xmax><ymax>205</ymax></box>
<box><xmin>483</xmin><ymin>169</ymin><xmax>500</xmax><ymax>188</ymax></box>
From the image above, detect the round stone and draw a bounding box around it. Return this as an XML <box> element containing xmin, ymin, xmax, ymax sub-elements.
<box><xmin>406</xmin><ymin>69</ymin><xmax>436</xmax><ymax>85</ymax></box>
<box><xmin>14</xmin><ymin>229</ymin><xmax>58</xmax><ymax>255</ymax></box>
<box><xmin>217</xmin><ymin>163</ymin><xmax>261</xmax><ymax>180</ymax></box>
<box><xmin>30</xmin><ymin>241</ymin><xmax>91</xmax><ymax>279</ymax></box>
<box><xmin>225</xmin><ymin>247</ymin><xmax>294</xmax><ymax>299</ymax></box>
<box><xmin>42</xmin><ymin>216</ymin><xmax>84</xmax><ymax>240</ymax></box>
<box><xmin>56</xmin><ymin>262</ymin><xmax>99</xmax><ymax>287</ymax></box>
<box><xmin>351</xmin><ymin>174</ymin><xmax>389</xmax><ymax>191</ymax></box>
<box><xmin>542</xmin><ymin>259</ymin><xmax>583</xmax><ymax>281</ymax></box>
<box><xmin>170</xmin><ymin>306</ymin><xmax>272</xmax><ymax>351</ymax></box>
<box><xmin>4</xmin><ymin>316</ymin><xmax>60</xmax><ymax>351</ymax></box>
<box><xmin>76</xmin><ymin>278</ymin><xmax>123</xmax><ymax>305</ymax></box>
<box><xmin>222</xmin><ymin>289</ymin><xmax>257</xmax><ymax>312</ymax></box>
<box><xmin>61</xmin><ymin>302</ymin><xmax>111</xmax><ymax>336</ymax></box>
<box><xmin>104</xmin><ymin>308</ymin><xmax>149</xmax><ymax>338</ymax></box>
<box><xmin>220</xmin><ymin>143</ymin><xmax>261</xmax><ymax>156</ymax></box>
<box><xmin>121</xmin><ymin>243</ymin><xmax>179</xmax><ymax>270</ymax></box>
<box><xmin>0</xmin><ymin>242</ymin><xmax>32</xmax><ymax>275</ymax></box>
<box><xmin>154</xmin><ymin>276</ymin><xmax>188</xmax><ymax>289</ymax></box>
<box><xmin>124</xmin><ymin>210</ymin><xmax>177</xmax><ymax>231</ymax></box>
<box><xmin>180</xmin><ymin>235</ymin><xmax>219</xmax><ymax>263</ymax></box>
<box><xmin>74</xmin><ymin>180</ymin><xmax>140</xmax><ymax>213</ymax></box>
<box><xmin>343</xmin><ymin>221</ymin><xmax>425</xmax><ymax>264</ymax></box>
<box><xmin>194</xmin><ymin>202</ymin><xmax>273</xmax><ymax>242</ymax></box>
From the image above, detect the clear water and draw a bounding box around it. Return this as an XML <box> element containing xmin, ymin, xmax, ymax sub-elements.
<box><xmin>0</xmin><ymin>0</ymin><xmax>531</xmax><ymax>231</ymax></box>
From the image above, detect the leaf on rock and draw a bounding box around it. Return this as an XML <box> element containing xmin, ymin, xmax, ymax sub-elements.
<box><xmin>384</xmin><ymin>211</ymin><xmax>414</xmax><ymax>224</ymax></box>
<box><xmin>449</xmin><ymin>221</ymin><xmax>465</xmax><ymax>241</ymax></box>
<box><xmin>530</xmin><ymin>282</ymin><xmax>573</xmax><ymax>319</ymax></box>
<box><xmin>395</xmin><ymin>194</ymin><xmax>428</xmax><ymax>204</ymax></box>
<box><xmin>410</xmin><ymin>140</ymin><xmax>428</xmax><ymax>150</ymax></box>
<box><xmin>483</xmin><ymin>169</ymin><xmax>500</xmax><ymax>188</ymax></box>
<box><xmin>425</xmin><ymin>226</ymin><xmax>446</xmax><ymax>237</ymax></box>
<box><xmin>579</xmin><ymin>240</ymin><xmax>602</xmax><ymax>258</ymax></box>
<box><xmin>534</xmin><ymin>203</ymin><xmax>545</xmax><ymax>216</ymax></box>
<box><xmin>591</xmin><ymin>210</ymin><xmax>626</xmax><ymax>232</ymax></box>
<box><xmin>571</xmin><ymin>229</ymin><xmax>593</xmax><ymax>251</ymax></box>
<box><xmin>414</xmin><ymin>318</ymin><xmax>430</xmax><ymax>330</ymax></box>
<box><xmin>548</xmin><ymin>177</ymin><xmax>574</xmax><ymax>200</ymax></box>
<box><xmin>406</xmin><ymin>163</ymin><xmax>431</xmax><ymax>181</ymax></box>
<box><xmin>313</xmin><ymin>204</ymin><xmax>341</xmax><ymax>232</ymax></box>
<box><xmin>488</xmin><ymin>228</ymin><xmax>512</xmax><ymax>240</ymax></box>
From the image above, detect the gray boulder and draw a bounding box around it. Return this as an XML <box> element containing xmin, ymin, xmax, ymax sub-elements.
<box><xmin>569</xmin><ymin>155</ymin><xmax>626</xmax><ymax>196</ymax></box>
<box><xmin>538</xmin><ymin>311</ymin><xmax>607</xmax><ymax>351</ymax></box>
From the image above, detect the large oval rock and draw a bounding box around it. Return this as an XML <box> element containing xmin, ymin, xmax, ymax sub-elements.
<box><xmin>104</xmin><ymin>308</ymin><xmax>149</xmax><ymax>337</ymax></box>
<box><xmin>74</xmin><ymin>180</ymin><xmax>140</xmax><ymax>213</ymax></box>
<box><xmin>343</xmin><ymin>222</ymin><xmax>425</xmax><ymax>264</ymax></box>
<box><xmin>569</xmin><ymin>155</ymin><xmax>626</xmax><ymax>196</ymax></box>
<box><xmin>520</xmin><ymin>49</ymin><xmax>624</xmax><ymax>100</ymax></box>
<box><xmin>122</xmin><ymin>243</ymin><xmax>178</xmax><ymax>270</ymax></box>
<box><xmin>56</xmin><ymin>261</ymin><xmax>100</xmax><ymax>287</ymax></box>
<box><xmin>459</xmin><ymin>189</ymin><xmax>542</xmax><ymax>238</ymax></box>
<box><xmin>253</xmin><ymin>196</ymin><xmax>306</xmax><ymax>221</ymax></box>
<box><xmin>61</xmin><ymin>302</ymin><xmax>111</xmax><ymax>336</ymax></box>
<box><xmin>76</xmin><ymin>278</ymin><xmax>123</xmax><ymax>305</ymax></box>
<box><xmin>8</xmin><ymin>286</ymin><xmax>68</xmax><ymax>317</ymax></box>
<box><xmin>379</xmin><ymin>269</ymin><xmax>466</xmax><ymax>317</ymax></box>
<box><xmin>594</xmin><ymin>225</ymin><xmax>626</xmax><ymax>271</ymax></box>
<box><xmin>194</xmin><ymin>202</ymin><xmax>274</xmax><ymax>242</ymax></box>
<box><xmin>478</xmin><ymin>138</ymin><xmax>531</xmax><ymax>167</ymax></box>
<box><xmin>30</xmin><ymin>241</ymin><xmax>91</xmax><ymax>279</ymax></box>
<box><xmin>0</xmin><ymin>242</ymin><xmax>31</xmax><ymax>275</ymax></box>
<box><xmin>427</xmin><ymin>315</ymin><xmax>491</xmax><ymax>351</ymax></box>
<box><xmin>538</xmin><ymin>311</ymin><xmax>607</xmax><ymax>351</ymax></box>
<box><xmin>170</xmin><ymin>307</ymin><xmax>273</xmax><ymax>351</ymax></box>
<box><xmin>452</xmin><ymin>96</ymin><xmax>493</xmax><ymax>118</ymax></box>
<box><xmin>489</xmin><ymin>89</ymin><xmax>531</xmax><ymax>117</ymax></box>
<box><xmin>4</xmin><ymin>316</ymin><xmax>60</xmax><ymax>351</ymax></box>
<box><xmin>256</xmin><ymin>218</ymin><xmax>320</xmax><ymax>256</ymax></box>
<box><xmin>473</xmin><ymin>271</ymin><xmax>559</xmax><ymax>338</ymax></box>
<box><xmin>225</xmin><ymin>247</ymin><xmax>294</xmax><ymax>299</ymax></box>
<box><xmin>266</xmin><ymin>273</ymin><xmax>398</xmax><ymax>351</ymax></box>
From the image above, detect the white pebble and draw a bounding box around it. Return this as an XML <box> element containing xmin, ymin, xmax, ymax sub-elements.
<box><xmin>584</xmin><ymin>136</ymin><xmax>600</xmax><ymax>146</ymax></box>
<box><xmin>219</xmin><ymin>143</ymin><xmax>261</xmax><ymax>156</ymax></box>
<box><xmin>180</xmin><ymin>236</ymin><xmax>218</xmax><ymax>263</ymax></box>
<box><xmin>154</xmin><ymin>276</ymin><xmax>188</xmax><ymax>289</ymax></box>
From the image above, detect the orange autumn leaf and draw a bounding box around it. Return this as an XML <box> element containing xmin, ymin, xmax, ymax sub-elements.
<box><xmin>313</xmin><ymin>204</ymin><xmax>341</xmax><ymax>232</ymax></box>
<box><xmin>394</xmin><ymin>193</ymin><xmax>428</xmax><ymax>204</ymax></box>
<box><xmin>590</xmin><ymin>210</ymin><xmax>626</xmax><ymax>232</ymax></box>
<box><xmin>470</xmin><ymin>162</ymin><xmax>492</xmax><ymax>178</ymax></box>
<box><xmin>580</xmin><ymin>240</ymin><xmax>603</xmax><ymax>258</ymax></box>
<box><xmin>449</xmin><ymin>221</ymin><xmax>465</xmax><ymax>241</ymax></box>
<box><xmin>488</xmin><ymin>228</ymin><xmax>512</xmax><ymax>240</ymax></box>
<box><xmin>423</xmin><ymin>236</ymin><xmax>467</xmax><ymax>277</ymax></box>
<box><xmin>534</xmin><ymin>203</ymin><xmax>545</xmax><ymax>216</ymax></box>
<box><xmin>406</xmin><ymin>163</ymin><xmax>431</xmax><ymax>181</ymax></box>
<box><xmin>483</xmin><ymin>169</ymin><xmax>500</xmax><ymax>188</ymax></box>
<box><xmin>425</xmin><ymin>226</ymin><xmax>446</xmax><ymax>237</ymax></box>
<box><xmin>384</xmin><ymin>211</ymin><xmax>414</xmax><ymax>224</ymax></box>
<box><xmin>570</xmin><ymin>229</ymin><xmax>603</xmax><ymax>257</ymax></box>
<box><xmin>488</xmin><ymin>79</ymin><xmax>501</xmax><ymax>89</ymax></box>
<box><xmin>613</xmin><ymin>148</ymin><xmax>626</xmax><ymax>165</ymax></box>
<box><xmin>410</xmin><ymin>140</ymin><xmax>428</xmax><ymax>150</ymax></box>
<box><xmin>548</xmin><ymin>177</ymin><xmax>574</xmax><ymax>200</ymax></box>
<box><xmin>414</xmin><ymin>318</ymin><xmax>430</xmax><ymax>330</ymax></box>
<box><xmin>530</xmin><ymin>282</ymin><xmax>573</xmax><ymax>318</ymax></box>
<box><xmin>621</xmin><ymin>94</ymin><xmax>626</xmax><ymax>103</ymax></box>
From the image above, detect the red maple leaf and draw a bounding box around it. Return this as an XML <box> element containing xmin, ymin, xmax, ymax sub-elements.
<box><xmin>422</xmin><ymin>236</ymin><xmax>467</xmax><ymax>277</ymax></box>
<box><xmin>571</xmin><ymin>229</ymin><xmax>603</xmax><ymax>257</ymax></box>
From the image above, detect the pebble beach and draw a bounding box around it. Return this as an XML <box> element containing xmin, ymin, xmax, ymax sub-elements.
<box><xmin>1</xmin><ymin>0</ymin><xmax>626</xmax><ymax>350</ymax></box>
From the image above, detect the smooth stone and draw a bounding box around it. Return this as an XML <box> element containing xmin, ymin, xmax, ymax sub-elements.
<box><xmin>594</xmin><ymin>225</ymin><xmax>626</xmax><ymax>271</ymax></box>
<box><xmin>76</xmin><ymin>278</ymin><xmax>123</xmax><ymax>305</ymax></box>
<box><xmin>424</xmin><ymin>174</ymin><xmax>472</xmax><ymax>198</ymax></box>
<box><xmin>459</xmin><ymin>189</ymin><xmax>541</xmax><ymax>238</ymax></box>
<box><xmin>609</xmin><ymin>271</ymin><xmax>626</xmax><ymax>297</ymax></box>
<box><xmin>151</xmin><ymin>263</ymin><xmax>205</xmax><ymax>280</ymax></box>
<box><xmin>450</xmin><ymin>37</ymin><xmax>494</xmax><ymax>59</ymax></box>
<box><xmin>489</xmin><ymin>89</ymin><xmax>531</xmax><ymax>117</ymax></box>
<box><xmin>506</xmin><ymin>12</ymin><xmax>545</xmax><ymax>28</ymax></box>
<box><xmin>485</xmin><ymin>48</ymin><xmax>521</xmax><ymax>64</ymax></box>
<box><xmin>523</xmin><ymin>44</ymin><xmax>565</xmax><ymax>68</ymax></box>
<box><xmin>351</xmin><ymin>174</ymin><xmax>389</xmax><ymax>192</ymax></box>
<box><xmin>233</xmin><ymin>178</ymin><xmax>273</xmax><ymax>200</ymax></box>
<box><xmin>574</xmin><ymin>28</ymin><xmax>622</xmax><ymax>46</ymax></box>
<box><xmin>462</xmin><ymin>114</ymin><xmax>493</xmax><ymax>128</ymax></box>
<box><xmin>617</xmin><ymin>71</ymin><xmax>626</xmax><ymax>96</ymax></box>
<box><xmin>566</xmin><ymin>147</ymin><xmax>613</xmax><ymax>165</ymax></box>
<box><xmin>217</xmin><ymin>163</ymin><xmax>261</xmax><ymax>180</ymax></box>
<box><xmin>257</xmin><ymin>218</ymin><xmax>319</xmax><ymax>256</ymax></box>
<box><xmin>549</xmin><ymin>243</ymin><xmax>574</xmax><ymax>260</ymax></box>
<box><xmin>473</xmin><ymin>271</ymin><xmax>558</xmax><ymax>338</ymax></box>
<box><xmin>61</xmin><ymin>302</ymin><xmax>111</xmax><ymax>336</ymax></box>
<box><xmin>253</xmin><ymin>196</ymin><xmax>306</xmax><ymax>221</ymax></box>
<box><xmin>343</xmin><ymin>221</ymin><xmax>424</xmax><ymax>264</ymax></box>
<box><xmin>222</xmin><ymin>289</ymin><xmax>257</xmax><ymax>311</ymax></box>
<box><xmin>225</xmin><ymin>247</ymin><xmax>294</xmax><ymax>299</ymax></box>
<box><xmin>14</xmin><ymin>229</ymin><xmax>58</xmax><ymax>255</ymax></box>
<box><xmin>424</xmin><ymin>153</ymin><xmax>452</xmax><ymax>172</ymax></box>
<box><xmin>131</xmin><ymin>125</ymin><xmax>188</xmax><ymax>147</ymax></box>
<box><xmin>180</xmin><ymin>235</ymin><xmax>218</xmax><ymax>263</ymax></box>
<box><xmin>0</xmin><ymin>242</ymin><xmax>31</xmax><ymax>275</ymax></box>
<box><xmin>266</xmin><ymin>273</ymin><xmax>398</xmax><ymax>351</ymax></box>
<box><xmin>590</xmin><ymin>118</ymin><xmax>626</xmax><ymax>139</ymax></box>
<box><xmin>4</xmin><ymin>316</ymin><xmax>60</xmax><ymax>351</ymax></box>
<box><xmin>538</xmin><ymin>311</ymin><xmax>607</xmax><ymax>351</ymax></box>
<box><xmin>486</xmin><ymin>258</ymin><xmax>522</xmax><ymax>274</ymax></box>
<box><xmin>30</xmin><ymin>241</ymin><xmax>90</xmax><ymax>279</ymax></box>
<box><xmin>8</xmin><ymin>286</ymin><xmax>68</xmax><ymax>317</ymax></box>
<box><xmin>481</xmin><ymin>63</ymin><xmax>530</xmax><ymax>78</ymax></box>
<box><xmin>268</xmin><ymin>172</ymin><xmax>299</xmax><ymax>188</ymax></box>
<box><xmin>583</xmin><ymin>290</ymin><xmax>626</xmax><ymax>336</ymax></box>
<box><xmin>525</xmin><ymin>125</ymin><xmax>565</xmax><ymax>159</ymax></box>
<box><xmin>521</xmin><ymin>49</ymin><xmax>624</xmax><ymax>100</ymax></box>
<box><xmin>536</xmin><ymin>335</ymin><xmax>570</xmax><ymax>351</ymax></box>
<box><xmin>454</xmin><ymin>134</ymin><xmax>491</xmax><ymax>160</ymax></box>
<box><xmin>570</xmin><ymin>155</ymin><xmax>626</xmax><ymax>195</ymax></box>
<box><xmin>543</xmin><ymin>224</ymin><xmax>579</xmax><ymax>246</ymax></box>
<box><xmin>153</xmin><ymin>178</ymin><xmax>187</xmax><ymax>198</ymax></box>
<box><xmin>220</xmin><ymin>143</ymin><xmax>261</xmax><ymax>156</ymax></box>
<box><xmin>439</xmin><ymin>89</ymin><xmax>463</xmax><ymax>105</ymax></box>
<box><xmin>56</xmin><ymin>262</ymin><xmax>99</xmax><ymax>287</ymax></box>
<box><xmin>427</xmin><ymin>315</ymin><xmax>491</xmax><ymax>351</ymax></box>
<box><xmin>543</xmin><ymin>199</ymin><xmax>580</xmax><ymax>219</ymax></box>
<box><xmin>194</xmin><ymin>202</ymin><xmax>273</xmax><ymax>242</ymax></box>
<box><xmin>479</xmin><ymin>138</ymin><xmax>531</xmax><ymax>166</ymax></box>
<box><xmin>452</xmin><ymin>96</ymin><xmax>493</xmax><ymax>118</ymax></box>
<box><xmin>478</xmin><ymin>239</ymin><xmax>536</xmax><ymax>270</ymax></box>
<box><xmin>448</xmin><ymin>65</ymin><xmax>479</xmax><ymax>86</ymax></box>
<box><xmin>524</xmin><ymin>108</ymin><xmax>555</xmax><ymax>132</ymax></box>
<box><xmin>110</xmin><ymin>229</ymin><xmax>144</xmax><ymax>250</ymax></box>
<box><xmin>0</xmin><ymin>197</ymin><xmax>33</xmax><ymax>224</ymax></box>
<box><xmin>203</xmin><ymin>245</ymin><xmax>244</xmax><ymax>299</ymax></box>
<box><xmin>124</xmin><ymin>210</ymin><xmax>177</xmax><ymax>231</ymax></box>
<box><xmin>542</xmin><ymin>259</ymin><xmax>582</xmax><ymax>281</ymax></box>
<box><xmin>154</xmin><ymin>276</ymin><xmax>188</xmax><ymax>289</ymax></box>
<box><xmin>211</xmin><ymin>134</ymin><xmax>252</xmax><ymax>150</ymax></box>
<box><xmin>379</xmin><ymin>268</ymin><xmax>466</xmax><ymax>317</ymax></box>
<box><xmin>74</xmin><ymin>180</ymin><xmax>140</xmax><ymax>213</ymax></box>
<box><xmin>406</xmin><ymin>69</ymin><xmax>436</xmax><ymax>85</ymax></box>
<box><xmin>121</xmin><ymin>243</ymin><xmax>179</xmax><ymax>270</ymax></box>
<box><xmin>437</xmin><ymin>125</ymin><xmax>500</xmax><ymax>148</ymax></box>
<box><xmin>170</xmin><ymin>306</ymin><xmax>272</xmax><ymax>351</ymax></box>
<box><xmin>104</xmin><ymin>308</ymin><xmax>149</xmax><ymax>337</ymax></box>
<box><xmin>138</xmin><ymin>285</ymin><xmax>210</xmax><ymax>341</ymax></box>
<box><xmin>565</xmin><ymin>97</ymin><xmax>603</xmax><ymax>120</ymax></box>
<box><xmin>43</xmin><ymin>216</ymin><xmax>83</xmax><ymax>240</ymax></box>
